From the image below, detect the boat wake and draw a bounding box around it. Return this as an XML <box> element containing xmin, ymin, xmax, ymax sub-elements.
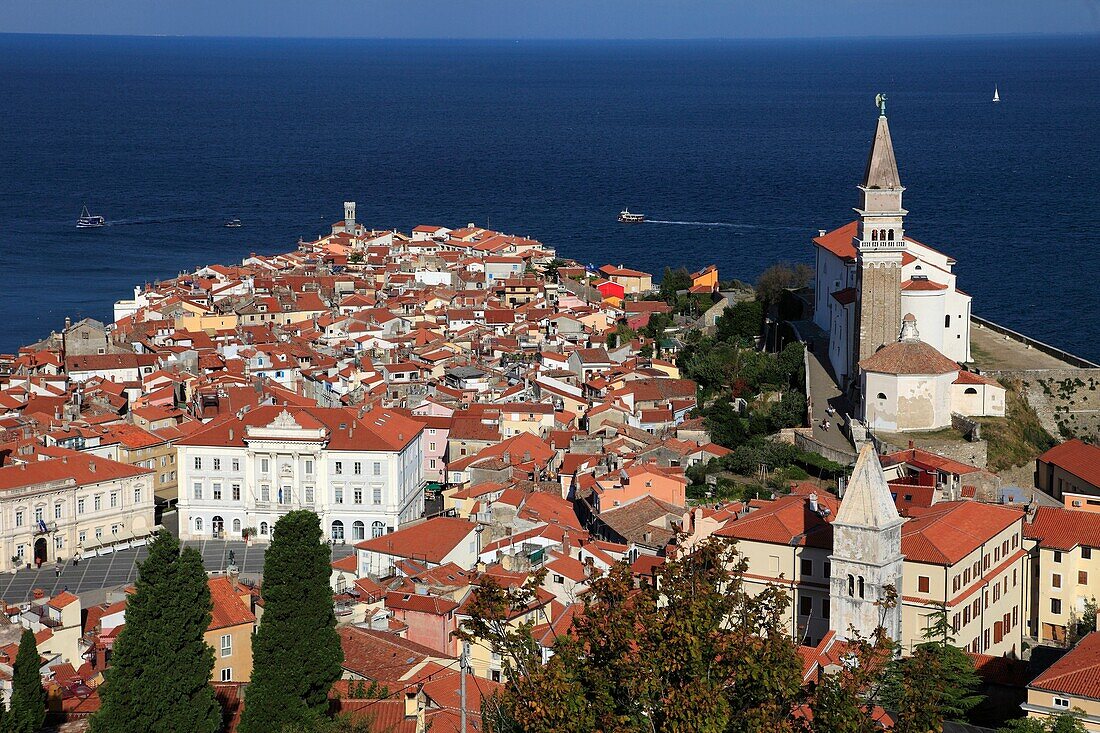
<box><xmin>106</xmin><ymin>214</ymin><xmax>220</xmax><ymax>227</ymax></box>
<box><xmin>646</xmin><ymin>219</ymin><xmax>751</xmax><ymax>228</ymax></box>
<box><xmin>645</xmin><ymin>219</ymin><xmax>805</xmax><ymax>231</ymax></box>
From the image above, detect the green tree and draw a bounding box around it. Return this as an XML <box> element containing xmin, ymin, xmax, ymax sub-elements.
<box><xmin>90</xmin><ymin>531</ymin><xmax>220</xmax><ymax>733</ymax></box>
<box><xmin>7</xmin><ymin>628</ymin><xmax>46</xmax><ymax>733</ymax></box>
<box><xmin>881</xmin><ymin>605</ymin><xmax>983</xmax><ymax>731</ymax></box>
<box><xmin>715</xmin><ymin>300</ymin><xmax>765</xmax><ymax>344</ymax></box>
<box><xmin>462</xmin><ymin>538</ymin><xmax>804</xmax><ymax>733</ymax></box>
<box><xmin>755</xmin><ymin>262</ymin><xmax>813</xmax><ymax>306</ymax></box>
<box><xmin>542</xmin><ymin>258</ymin><xmax>567</xmax><ymax>282</ymax></box>
<box><xmin>239</xmin><ymin>511</ymin><xmax>343</xmax><ymax>733</ymax></box>
<box><xmin>660</xmin><ymin>267</ymin><xmax>693</xmax><ymax>302</ymax></box>
<box><xmin>999</xmin><ymin>711</ymin><xmax>1089</xmax><ymax>733</ymax></box>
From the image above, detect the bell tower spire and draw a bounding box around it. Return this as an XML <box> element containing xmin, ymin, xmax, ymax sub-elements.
<box><xmin>852</xmin><ymin>95</ymin><xmax>906</xmax><ymax>373</ymax></box>
<box><xmin>829</xmin><ymin>445</ymin><xmax>904</xmax><ymax>643</ymax></box>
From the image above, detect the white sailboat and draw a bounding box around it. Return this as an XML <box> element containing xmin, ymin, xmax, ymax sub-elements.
<box><xmin>993</xmin><ymin>85</ymin><xmax>1000</xmax><ymax>103</ymax></box>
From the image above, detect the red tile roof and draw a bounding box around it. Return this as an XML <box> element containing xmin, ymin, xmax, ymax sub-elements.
<box><xmin>355</xmin><ymin>517</ymin><xmax>476</xmax><ymax>563</ymax></box>
<box><xmin>859</xmin><ymin>339</ymin><xmax>959</xmax><ymax>375</ymax></box>
<box><xmin>1029</xmin><ymin>631</ymin><xmax>1100</xmax><ymax>698</ymax></box>
<box><xmin>178</xmin><ymin>404</ymin><xmax>423</xmax><ymax>452</ymax></box>
<box><xmin>1038</xmin><ymin>439</ymin><xmax>1100</xmax><ymax>489</ymax></box>
<box><xmin>717</xmin><ymin>492</ymin><xmax>838</xmax><ymax>549</ymax></box>
<box><xmin>812</xmin><ymin>221</ymin><xmax>859</xmax><ymax>261</ymax></box>
<box><xmin>0</xmin><ymin>452</ymin><xmax>150</xmax><ymax>491</ymax></box>
<box><xmin>901</xmin><ymin>502</ymin><xmax>1021</xmax><ymax>565</ymax></box>
<box><xmin>901</xmin><ymin>278</ymin><xmax>948</xmax><ymax>291</ymax></box>
<box><xmin>208</xmin><ymin>577</ymin><xmax>256</xmax><ymax>631</ymax></box>
<box><xmin>1024</xmin><ymin>506</ymin><xmax>1100</xmax><ymax>551</ymax></box>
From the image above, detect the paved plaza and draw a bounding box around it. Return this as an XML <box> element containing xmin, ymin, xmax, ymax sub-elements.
<box><xmin>0</xmin><ymin>535</ymin><xmax>355</xmax><ymax>605</ymax></box>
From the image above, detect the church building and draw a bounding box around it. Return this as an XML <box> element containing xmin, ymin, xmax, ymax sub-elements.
<box><xmin>812</xmin><ymin>98</ymin><xmax>973</xmax><ymax>390</ymax></box>
<box><xmin>812</xmin><ymin>97</ymin><xmax>1004</xmax><ymax>432</ymax></box>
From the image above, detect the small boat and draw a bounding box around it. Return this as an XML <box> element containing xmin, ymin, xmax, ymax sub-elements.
<box><xmin>224</xmin><ymin>218</ymin><xmax>242</xmax><ymax>228</ymax></box>
<box><xmin>618</xmin><ymin>209</ymin><xmax>645</xmax><ymax>224</ymax></box>
<box><xmin>993</xmin><ymin>86</ymin><xmax>1000</xmax><ymax>103</ymax></box>
<box><xmin>76</xmin><ymin>204</ymin><xmax>106</xmax><ymax>228</ymax></box>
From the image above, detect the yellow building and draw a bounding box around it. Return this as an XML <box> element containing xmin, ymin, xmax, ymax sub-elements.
<box><xmin>598</xmin><ymin>265</ymin><xmax>653</xmax><ymax>295</ymax></box>
<box><xmin>205</xmin><ymin>576</ymin><xmax>257</xmax><ymax>683</ymax></box>
<box><xmin>1023</xmin><ymin>630</ymin><xmax>1100</xmax><ymax>731</ymax></box>
<box><xmin>100</xmin><ymin>423</ymin><xmax>182</xmax><ymax>503</ymax></box>
<box><xmin>691</xmin><ymin>264</ymin><xmax>719</xmax><ymax>291</ymax></box>
<box><xmin>717</xmin><ymin>447</ymin><xmax>1026</xmax><ymax>656</ymax></box>
<box><xmin>1024</xmin><ymin>506</ymin><xmax>1100</xmax><ymax>644</ymax></box>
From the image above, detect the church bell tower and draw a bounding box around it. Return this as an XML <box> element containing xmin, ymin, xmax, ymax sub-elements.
<box><xmin>853</xmin><ymin>94</ymin><xmax>906</xmax><ymax>375</ymax></box>
<box><xmin>829</xmin><ymin>444</ymin><xmax>904</xmax><ymax>643</ymax></box>
<box><xmin>344</xmin><ymin>201</ymin><xmax>357</xmax><ymax>232</ymax></box>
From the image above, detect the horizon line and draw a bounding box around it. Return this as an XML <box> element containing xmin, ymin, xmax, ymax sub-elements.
<box><xmin>2</xmin><ymin>30</ymin><xmax>1098</xmax><ymax>42</ymax></box>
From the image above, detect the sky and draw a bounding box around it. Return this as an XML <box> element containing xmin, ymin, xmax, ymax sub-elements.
<box><xmin>2</xmin><ymin>0</ymin><xmax>1099</xmax><ymax>39</ymax></box>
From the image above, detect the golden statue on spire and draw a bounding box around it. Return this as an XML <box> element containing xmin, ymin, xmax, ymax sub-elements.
<box><xmin>875</xmin><ymin>93</ymin><xmax>888</xmax><ymax>116</ymax></box>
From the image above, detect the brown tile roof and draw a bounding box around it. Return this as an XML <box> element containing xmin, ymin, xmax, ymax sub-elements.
<box><xmin>859</xmin><ymin>339</ymin><xmax>959</xmax><ymax>375</ymax></box>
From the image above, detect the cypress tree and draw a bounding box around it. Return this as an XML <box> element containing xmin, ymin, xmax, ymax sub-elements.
<box><xmin>7</xmin><ymin>627</ymin><xmax>46</xmax><ymax>733</ymax></box>
<box><xmin>239</xmin><ymin>510</ymin><xmax>343</xmax><ymax>733</ymax></box>
<box><xmin>90</xmin><ymin>530</ymin><xmax>221</xmax><ymax>733</ymax></box>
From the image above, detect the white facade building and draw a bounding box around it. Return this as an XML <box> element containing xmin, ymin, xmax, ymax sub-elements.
<box><xmin>812</xmin><ymin>108</ymin><xmax>972</xmax><ymax>389</ymax></box>
<box><xmin>177</xmin><ymin>405</ymin><xmax>425</xmax><ymax>544</ymax></box>
<box><xmin>0</xmin><ymin>452</ymin><xmax>155</xmax><ymax>571</ymax></box>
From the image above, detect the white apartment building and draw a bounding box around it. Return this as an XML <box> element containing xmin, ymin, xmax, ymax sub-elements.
<box><xmin>176</xmin><ymin>405</ymin><xmax>425</xmax><ymax>544</ymax></box>
<box><xmin>0</xmin><ymin>452</ymin><xmax>155</xmax><ymax>571</ymax></box>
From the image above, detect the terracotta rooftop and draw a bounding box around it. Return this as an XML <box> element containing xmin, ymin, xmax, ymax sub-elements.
<box><xmin>1038</xmin><ymin>439</ymin><xmax>1100</xmax><ymax>489</ymax></box>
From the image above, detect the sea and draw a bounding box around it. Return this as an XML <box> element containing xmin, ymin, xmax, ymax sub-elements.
<box><xmin>1</xmin><ymin>34</ymin><xmax>1098</xmax><ymax>360</ymax></box>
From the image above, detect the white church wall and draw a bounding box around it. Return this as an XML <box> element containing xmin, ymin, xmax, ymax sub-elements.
<box><xmin>942</xmin><ymin>291</ymin><xmax>972</xmax><ymax>362</ymax></box>
<box><xmin>863</xmin><ymin>371</ymin><xmax>955</xmax><ymax>432</ymax></box>
<box><xmin>813</xmin><ymin>248</ymin><xmax>852</xmax><ymax>332</ymax></box>
<box><xmin>902</xmin><ymin>291</ymin><xmax>948</xmax><ymax>354</ymax></box>
<box><xmin>951</xmin><ymin>382</ymin><xmax>1005</xmax><ymax>417</ymax></box>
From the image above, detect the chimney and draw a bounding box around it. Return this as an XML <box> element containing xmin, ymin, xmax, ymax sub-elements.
<box><xmin>229</xmin><ymin>428</ymin><xmax>234</xmax><ymax>441</ymax></box>
<box><xmin>89</xmin><ymin>461</ymin><xmax>97</xmax><ymax>473</ymax></box>
<box><xmin>561</xmin><ymin>531</ymin><xmax>571</xmax><ymax>553</ymax></box>
<box><xmin>808</xmin><ymin>492</ymin><xmax>819</xmax><ymax>513</ymax></box>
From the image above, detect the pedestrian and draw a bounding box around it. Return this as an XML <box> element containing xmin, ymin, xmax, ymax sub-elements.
<box><xmin>55</xmin><ymin>561</ymin><xmax>62</xmax><ymax>578</ymax></box>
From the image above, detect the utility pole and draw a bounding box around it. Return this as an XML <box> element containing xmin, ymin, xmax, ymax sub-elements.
<box><xmin>460</xmin><ymin>641</ymin><xmax>470</xmax><ymax>733</ymax></box>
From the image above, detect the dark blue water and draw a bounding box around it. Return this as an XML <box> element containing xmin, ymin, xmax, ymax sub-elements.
<box><xmin>2</xmin><ymin>34</ymin><xmax>1098</xmax><ymax>359</ymax></box>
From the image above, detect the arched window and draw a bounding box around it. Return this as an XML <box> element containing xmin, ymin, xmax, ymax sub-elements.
<box><xmin>877</xmin><ymin>392</ymin><xmax>887</xmax><ymax>401</ymax></box>
<box><xmin>871</xmin><ymin>229</ymin><xmax>878</xmax><ymax>241</ymax></box>
<box><xmin>331</xmin><ymin>520</ymin><xmax>344</xmax><ymax>541</ymax></box>
<box><xmin>352</xmin><ymin>521</ymin><xmax>365</xmax><ymax>541</ymax></box>
<box><xmin>858</xmin><ymin>576</ymin><xmax>866</xmax><ymax>599</ymax></box>
<box><xmin>212</xmin><ymin>515</ymin><xmax>224</xmax><ymax>536</ymax></box>
<box><xmin>232</xmin><ymin>518</ymin><xmax>241</xmax><ymax>533</ymax></box>
<box><xmin>260</xmin><ymin>521</ymin><xmax>269</xmax><ymax>535</ymax></box>
<box><xmin>847</xmin><ymin>574</ymin><xmax>855</xmax><ymax>597</ymax></box>
<box><xmin>945</xmin><ymin>314</ymin><xmax>951</xmax><ymax>328</ymax></box>
<box><xmin>372</xmin><ymin>521</ymin><xmax>385</xmax><ymax>539</ymax></box>
<box><xmin>964</xmin><ymin>387</ymin><xmax>978</xmax><ymax>395</ymax></box>
<box><xmin>195</xmin><ymin>517</ymin><xmax>203</xmax><ymax>532</ymax></box>
<box><xmin>888</xmin><ymin>229</ymin><xmax>894</xmax><ymax>241</ymax></box>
